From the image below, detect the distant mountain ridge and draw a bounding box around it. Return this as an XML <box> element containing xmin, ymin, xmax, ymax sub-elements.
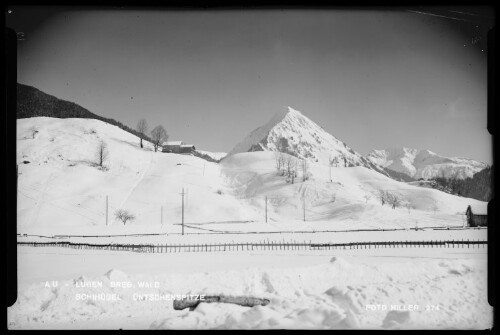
<box><xmin>16</xmin><ymin>83</ymin><xmax>151</xmax><ymax>142</ymax></box>
<box><xmin>228</xmin><ymin>106</ymin><xmax>388</xmax><ymax>176</ymax></box>
<box><xmin>366</xmin><ymin>147</ymin><xmax>488</xmax><ymax>180</ymax></box>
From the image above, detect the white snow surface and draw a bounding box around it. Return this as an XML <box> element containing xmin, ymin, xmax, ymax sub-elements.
<box><xmin>17</xmin><ymin>117</ymin><xmax>487</xmax><ymax>234</ymax></box>
<box><xmin>366</xmin><ymin>147</ymin><xmax>488</xmax><ymax>180</ymax></box>
<box><xmin>12</xmin><ymin>117</ymin><xmax>491</xmax><ymax>329</ymax></box>
<box><xmin>8</xmin><ymin>246</ymin><xmax>491</xmax><ymax>329</ymax></box>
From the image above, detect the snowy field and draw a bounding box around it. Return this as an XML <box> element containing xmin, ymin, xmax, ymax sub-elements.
<box><xmin>12</xmin><ymin>118</ymin><xmax>491</xmax><ymax>329</ymax></box>
<box><xmin>17</xmin><ymin>118</ymin><xmax>486</xmax><ymax>233</ymax></box>
<box><xmin>8</xmin><ymin>245</ymin><xmax>491</xmax><ymax>330</ymax></box>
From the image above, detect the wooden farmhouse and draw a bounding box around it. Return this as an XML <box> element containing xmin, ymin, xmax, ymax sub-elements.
<box><xmin>466</xmin><ymin>204</ymin><xmax>488</xmax><ymax>227</ymax></box>
<box><xmin>161</xmin><ymin>141</ymin><xmax>196</xmax><ymax>154</ymax></box>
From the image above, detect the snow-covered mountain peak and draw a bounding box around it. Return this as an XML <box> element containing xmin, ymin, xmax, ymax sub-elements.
<box><xmin>366</xmin><ymin>147</ymin><xmax>488</xmax><ymax>180</ymax></box>
<box><xmin>263</xmin><ymin>106</ymin><xmax>307</xmax><ymax>130</ymax></box>
<box><xmin>228</xmin><ymin>106</ymin><xmax>387</xmax><ymax>174</ymax></box>
<box><xmin>286</xmin><ymin>105</ymin><xmax>303</xmax><ymax>116</ymax></box>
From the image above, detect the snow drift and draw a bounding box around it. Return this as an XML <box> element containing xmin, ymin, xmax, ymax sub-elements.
<box><xmin>8</xmin><ymin>250</ymin><xmax>492</xmax><ymax>329</ymax></box>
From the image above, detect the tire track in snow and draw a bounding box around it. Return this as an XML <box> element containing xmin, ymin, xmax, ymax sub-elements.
<box><xmin>117</xmin><ymin>150</ymin><xmax>154</xmax><ymax>210</ymax></box>
<box><xmin>30</xmin><ymin>172</ymin><xmax>54</xmax><ymax>225</ymax></box>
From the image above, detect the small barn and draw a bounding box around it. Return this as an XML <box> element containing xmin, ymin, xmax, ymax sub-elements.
<box><xmin>466</xmin><ymin>203</ymin><xmax>488</xmax><ymax>227</ymax></box>
<box><xmin>180</xmin><ymin>144</ymin><xmax>196</xmax><ymax>154</ymax></box>
<box><xmin>161</xmin><ymin>141</ymin><xmax>196</xmax><ymax>154</ymax></box>
<box><xmin>162</xmin><ymin>141</ymin><xmax>183</xmax><ymax>153</ymax></box>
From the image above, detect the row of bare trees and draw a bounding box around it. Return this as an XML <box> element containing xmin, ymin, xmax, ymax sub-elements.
<box><xmin>377</xmin><ymin>190</ymin><xmax>415</xmax><ymax>213</ymax></box>
<box><xmin>329</xmin><ymin>156</ymin><xmax>347</xmax><ymax>168</ymax></box>
<box><xmin>378</xmin><ymin>190</ymin><xmax>402</xmax><ymax>209</ymax></box>
<box><xmin>136</xmin><ymin>118</ymin><xmax>168</xmax><ymax>152</ymax></box>
<box><xmin>92</xmin><ymin>118</ymin><xmax>167</xmax><ymax>170</ymax></box>
<box><xmin>274</xmin><ymin>152</ymin><xmax>310</xmax><ymax>184</ymax></box>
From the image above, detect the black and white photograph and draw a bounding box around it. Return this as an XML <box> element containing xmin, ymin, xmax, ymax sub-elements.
<box><xmin>6</xmin><ymin>6</ymin><xmax>494</xmax><ymax>329</ymax></box>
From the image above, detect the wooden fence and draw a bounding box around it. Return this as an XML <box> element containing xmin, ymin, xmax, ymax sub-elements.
<box><xmin>16</xmin><ymin>226</ymin><xmax>485</xmax><ymax>240</ymax></box>
<box><xmin>17</xmin><ymin>239</ymin><xmax>487</xmax><ymax>253</ymax></box>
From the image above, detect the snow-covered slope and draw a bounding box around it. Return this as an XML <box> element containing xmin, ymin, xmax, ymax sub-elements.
<box><xmin>17</xmin><ymin>117</ymin><xmax>260</xmax><ymax>233</ymax></box>
<box><xmin>366</xmin><ymin>147</ymin><xmax>488</xmax><ymax>180</ymax></box>
<box><xmin>228</xmin><ymin>106</ymin><xmax>387</xmax><ymax>175</ymax></box>
<box><xmin>221</xmin><ymin>152</ymin><xmax>486</xmax><ymax>229</ymax></box>
<box><xmin>17</xmin><ymin>118</ymin><xmax>486</xmax><ymax>234</ymax></box>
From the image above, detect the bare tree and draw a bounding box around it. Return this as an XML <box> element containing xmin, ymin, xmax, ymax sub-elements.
<box><xmin>378</xmin><ymin>190</ymin><xmax>388</xmax><ymax>206</ymax></box>
<box><xmin>29</xmin><ymin>126</ymin><xmax>39</xmax><ymax>139</ymax></box>
<box><xmin>284</xmin><ymin>156</ymin><xmax>298</xmax><ymax>183</ymax></box>
<box><xmin>115</xmin><ymin>209</ymin><xmax>135</xmax><ymax>225</ymax></box>
<box><xmin>274</xmin><ymin>152</ymin><xmax>285</xmax><ymax>176</ymax></box>
<box><xmin>96</xmin><ymin>141</ymin><xmax>109</xmax><ymax>168</ymax></box>
<box><xmin>136</xmin><ymin>119</ymin><xmax>148</xmax><ymax>148</ymax></box>
<box><xmin>386</xmin><ymin>192</ymin><xmax>401</xmax><ymax>209</ymax></box>
<box><xmin>329</xmin><ymin>156</ymin><xmax>339</xmax><ymax>167</ymax></box>
<box><xmin>150</xmin><ymin>125</ymin><xmax>168</xmax><ymax>152</ymax></box>
<box><xmin>301</xmin><ymin>159</ymin><xmax>310</xmax><ymax>182</ymax></box>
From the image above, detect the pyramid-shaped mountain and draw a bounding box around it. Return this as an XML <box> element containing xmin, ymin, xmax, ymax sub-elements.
<box><xmin>229</xmin><ymin>106</ymin><xmax>387</xmax><ymax>175</ymax></box>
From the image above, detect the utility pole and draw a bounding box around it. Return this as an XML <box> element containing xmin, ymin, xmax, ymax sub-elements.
<box><xmin>106</xmin><ymin>195</ymin><xmax>108</xmax><ymax>226</ymax></box>
<box><xmin>303</xmin><ymin>197</ymin><xmax>306</xmax><ymax>222</ymax></box>
<box><xmin>181</xmin><ymin>188</ymin><xmax>185</xmax><ymax>235</ymax></box>
<box><xmin>161</xmin><ymin>205</ymin><xmax>163</xmax><ymax>226</ymax></box>
<box><xmin>203</xmin><ymin>162</ymin><xmax>206</xmax><ymax>176</ymax></box>
<box><xmin>265</xmin><ymin>196</ymin><xmax>268</xmax><ymax>223</ymax></box>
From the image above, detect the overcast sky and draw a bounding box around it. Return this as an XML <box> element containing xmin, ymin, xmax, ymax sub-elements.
<box><xmin>9</xmin><ymin>7</ymin><xmax>493</xmax><ymax>163</ymax></box>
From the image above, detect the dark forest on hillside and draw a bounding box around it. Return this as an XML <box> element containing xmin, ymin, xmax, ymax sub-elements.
<box><xmin>17</xmin><ymin>83</ymin><xmax>152</xmax><ymax>143</ymax></box>
<box><xmin>431</xmin><ymin>166</ymin><xmax>493</xmax><ymax>202</ymax></box>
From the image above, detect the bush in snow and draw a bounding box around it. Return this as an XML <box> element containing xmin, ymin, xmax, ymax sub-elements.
<box><xmin>115</xmin><ymin>209</ymin><xmax>135</xmax><ymax>225</ymax></box>
<box><xmin>29</xmin><ymin>126</ymin><xmax>39</xmax><ymax>139</ymax></box>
